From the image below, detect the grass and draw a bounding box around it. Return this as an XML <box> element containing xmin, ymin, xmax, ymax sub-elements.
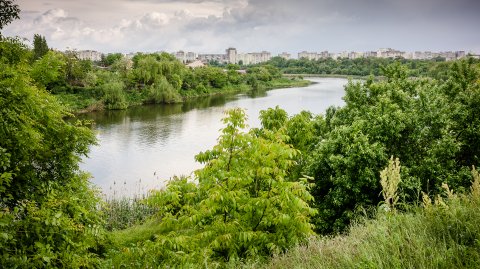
<box><xmin>259</xmin><ymin>192</ymin><xmax>480</xmax><ymax>269</ymax></box>
<box><xmin>108</xmin><ymin>218</ymin><xmax>163</xmax><ymax>247</ymax></box>
<box><xmin>98</xmin><ymin>163</ymin><xmax>480</xmax><ymax>268</ymax></box>
<box><xmin>100</xmin><ymin>177</ymin><xmax>480</xmax><ymax>268</ymax></box>
<box><xmin>101</xmin><ymin>195</ymin><xmax>158</xmax><ymax>231</ymax></box>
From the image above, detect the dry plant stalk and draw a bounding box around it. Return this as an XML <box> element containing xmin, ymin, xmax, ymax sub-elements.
<box><xmin>380</xmin><ymin>156</ymin><xmax>401</xmax><ymax>211</ymax></box>
<box><xmin>422</xmin><ymin>191</ymin><xmax>432</xmax><ymax>209</ymax></box>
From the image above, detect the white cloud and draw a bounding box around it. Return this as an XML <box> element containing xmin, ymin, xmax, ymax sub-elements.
<box><xmin>2</xmin><ymin>0</ymin><xmax>479</xmax><ymax>54</ymax></box>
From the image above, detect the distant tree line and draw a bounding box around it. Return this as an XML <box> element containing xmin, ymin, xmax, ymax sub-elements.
<box><xmin>24</xmin><ymin>37</ymin><xmax>301</xmax><ymax>111</ymax></box>
<box><xmin>261</xmin><ymin>56</ymin><xmax>479</xmax><ymax>79</ymax></box>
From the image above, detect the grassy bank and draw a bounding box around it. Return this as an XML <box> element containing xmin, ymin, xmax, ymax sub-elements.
<box><xmin>258</xmin><ymin>185</ymin><xmax>480</xmax><ymax>268</ymax></box>
<box><xmin>100</xmin><ymin>177</ymin><xmax>480</xmax><ymax>269</ymax></box>
<box><xmin>55</xmin><ymin>77</ymin><xmax>310</xmax><ymax>113</ymax></box>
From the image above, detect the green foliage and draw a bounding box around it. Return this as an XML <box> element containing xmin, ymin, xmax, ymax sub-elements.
<box><xmin>264</xmin><ymin>56</ymin><xmax>479</xmax><ymax>79</ymax></box>
<box><xmin>145</xmin><ymin>76</ymin><xmax>182</xmax><ymax>104</ymax></box>
<box><xmin>259</xmin><ymin>106</ymin><xmax>288</xmax><ymax>131</ymax></box>
<box><xmin>102</xmin><ymin>196</ymin><xmax>157</xmax><ymax>231</ymax></box>
<box><xmin>0</xmin><ymin>36</ymin><xmax>31</xmax><ymax>64</ymax></box>
<box><xmin>64</xmin><ymin>51</ymin><xmax>91</xmax><ymax>86</ymax></box>
<box><xmin>301</xmin><ymin>61</ymin><xmax>480</xmax><ymax>234</ymax></box>
<box><xmin>101</xmin><ymin>53</ymin><xmax>122</xmax><ymax>66</ymax></box>
<box><xmin>30</xmin><ymin>50</ymin><xmax>66</xmax><ymax>90</ymax></box>
<box><xmin>1</xmin><ymin>176</ymin><xmax>105</xmax><ymax>268</ymax></box>
<box><xmin>23</xmin><ymin>48</ymin><xmax>299</xmax><ymax>111</ymax></box>
<box><xmin>101</xmin><ymin>80</ymin><xmax>128</xmax><ymax>110</ymax></box>
<box><xmin>106</xmin><ymin>109</ymin><xmax>316</xmax><ymax>267</ymax></box>
<box><xmin>32</xmin><ymin>34</ymin><xmax>49</xmax><ymax>61</ymax></box>
<box><xmin>260</xmin><ymin>169</ymin><xmax>480</xmax><ymax>269</ymax></box>
<box><xmin>0</xmin><ymin>38</ymin><xmax>105</xmax><ymax>267</ymax></box>
<box><xmin>133</xmin><ymin>52</ymin><xmax>184</xmax><ymax>87</ymax></box>
<box><xmin>0</xmin><ymin>0</ymin><xmax>20</xmax><ymax>31</ymax></box>
<box><xmin>262</xmin><ymin>188</ymin><xmax>480</xmax><ymax>268</ymax></box>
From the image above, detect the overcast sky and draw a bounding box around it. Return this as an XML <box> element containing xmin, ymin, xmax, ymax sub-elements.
<box><xmin>3</xmin><ymin>0</ymin><xmax>480</xmax><ymax>55</ymax></box>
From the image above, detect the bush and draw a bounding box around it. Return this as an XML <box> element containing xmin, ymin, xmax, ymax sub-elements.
<box><xmin>104</xmin><ymin>109</ymin><xmax>316</xmax><ymax>267</ymax></box>
<box><xmin>0</xmin><ymin>38</ymin><xmax>106</xmax><ymax>268</ymax></box>
<box><xmin>260</xmin><ymin>168</ymin><xmax>480</xmax><ymax>269</ymax></box>
<box><xmin>145</xmin><ymin>76</ymin><xmax>182</xmax><ymax>104</ymax></box>
<box><xmin>101</xmin><ymin>81</ymin><xmax>128</xmax><ymax>109</ymax></box>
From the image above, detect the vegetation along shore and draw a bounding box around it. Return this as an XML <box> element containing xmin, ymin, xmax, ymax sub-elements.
<box><xmin>2</xmin><ymin>2</ymin><xmax>480</xmax><ymax>267</ymax></box>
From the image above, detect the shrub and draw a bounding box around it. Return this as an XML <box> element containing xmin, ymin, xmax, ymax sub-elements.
<box><xmin>145</xmin><ymin>76</ymin><xmax>182</xmax><ymax>104</ymax></box>
<box><xmin>105</xmin><ymin>109</ymin><xmax>317</xmax><ymax>267</ymax></box>
<box><xmin>101</xmin><ymin>80</ymin><xmax>128</xmax><ymax>109</ymax></box>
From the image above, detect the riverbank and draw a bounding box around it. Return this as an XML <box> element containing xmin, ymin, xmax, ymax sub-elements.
<box><xmin>56</xmin><ymin>77</ymin><xmax>311</xmax><ymax>114</ymax></box>
<box><xmin>79</xmin><ymin>77</ymin><xmax>347</xmax><ymax>197</ymax></box>
<box><xmin>283</xmin><ymin>73</ymin><xmax>379</xmax><ymax>80</ymax></box>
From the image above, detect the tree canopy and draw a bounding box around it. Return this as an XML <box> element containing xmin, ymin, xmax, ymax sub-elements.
<box><xmin>32</xmin><ymin>34</ymin><xmax>49</xmax><ymax>60</ymax></box>
<box><xmin>0</xmin><ymin>0</ymin><xmax>19</xmax><ymax>31</ymax></box>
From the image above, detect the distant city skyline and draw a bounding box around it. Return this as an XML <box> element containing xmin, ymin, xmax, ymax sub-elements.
<box><xmin>75</xmin><ymin>47</ymin><xmax>471</xmax><ymax>65</ymax></box>
<box><xmin>3</xmin><ymin>0</ymin><xmax>480</xmax><ymax>54</ymax></box>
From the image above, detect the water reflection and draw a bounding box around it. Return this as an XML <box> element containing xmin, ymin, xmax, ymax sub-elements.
<box><xmin>80</xmin><ymin>78</ymin><xmax>347</xmax><ymax>196</ymax></box>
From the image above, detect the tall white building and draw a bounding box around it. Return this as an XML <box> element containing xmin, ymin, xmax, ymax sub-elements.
<box><xmin>221</xmin><ymin>47</ymin><xmax>273</xmax><ymax>65</ymax></box>
<box><xmin>198</xmin><ymin>53</ymin><xmax>227</xmax><ymax>63</ymax></box>
<box><xmin>226</xmin><ymin>47</ymin><xmax>237</xmax><ymax>64</ymax></box>
<box><xmin>76</xmin><ymin>50</ymin><xmax>103</xmax><ymax>61</ymax></box>
<box><xmin>174</xmin><ymin>50</ymin><xmax>197</xmax><ymax>63</ymax></box>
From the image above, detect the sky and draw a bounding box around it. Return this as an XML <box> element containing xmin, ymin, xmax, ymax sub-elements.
<box><xmin>3</xmin><ymin>0</ymin><xmax>480</xmax><ymax>55</ymax></box>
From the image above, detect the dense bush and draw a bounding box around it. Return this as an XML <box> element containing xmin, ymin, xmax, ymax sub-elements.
<box><xmin>0</xmin><ymin>36</ymin><xmax>105</xmax><ymax>268</ymax></box>
<box><xmin>297</xmin><ymin>59</ymin><xmax>480</xmax><ymax>234</ymax></box>
<box><xmin>261</xmin><ymin>168</ymin><xmax>480</xmax><ymax>269</ymax></box>
<box><xmin>145</xmin><ymin>76</ymin><xmax>182</xmax><ymax>104</ymax></box>
<box><xmin>104</xmin><ymin>109</ymin><xmax>317</xmax><ymax>267</ymax></box>
<box><xmin>101</xmin><ymin>80</ymin><xmax>128</xmax><ymax>109</ymax></box>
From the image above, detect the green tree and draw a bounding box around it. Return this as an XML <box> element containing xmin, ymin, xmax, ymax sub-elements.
<box><xmin>32</xmin><ymin>34</ymin><xmax>49</xmax><ymax>61</ymax></box>
<box><xmin>133</xmin><ymin>53</ymin><xmax>185</xmax><ymax>87</ymax></box>
<box><xmin>140</xmin><ymin>108</ymin><xmax>316</xmax><ymax>266</ymax></box>
<box><xmin>146</xmin><ymin>76</ymin><xmax>181</xmax><ymax>104</ymax></box>
<box><xmin>0</xmin><ymin>0</ymin><xmax>19</xmax><ymax>31</ymax></box>
<box><xmin>101</xmin><ymin>80</ymin><xmax>128</xmax><ymax>109</ymax></box>
<box><xmin>0</xmin><ymin>38</ymin><xmax>105</xmax><ymax>267</ymax></box>
<box><xmin>101</xmin><ymin>52</ymin><xmax>123</xmax><ymax>66</ymax></box>
<box><xmin>30</xmin><ymin>50</ymin><xmax>66</xmax><ymax>90</ymax></box>
<box><xmin>63</xmin><ymin>51</ymin><xmax>90</xmax><ymax>86</ymax></box>
<box><xmin>304</xmin><ymin>62</ymin><xmax>480</xmax><ymax>234</ymax></box>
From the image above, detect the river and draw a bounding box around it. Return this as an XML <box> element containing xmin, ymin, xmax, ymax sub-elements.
<box><xmin>79</xmin><ymin>77</ymin><xmax>348</xmax><ymax>197</ymax></box>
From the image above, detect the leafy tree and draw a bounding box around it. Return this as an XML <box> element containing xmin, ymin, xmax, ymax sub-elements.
<box><xmin>0</xmin><ymin>35</ymin><xmax>31</xmax><ymax>64</ymax></box>
<box><xmin>259</xmin><ymin>105</ymin><xmax>288</xmax><ymax>131</ymax></box>
<box><xmin>303</xmin><ymin>61</ymin><xmax>480</xmax><ymax>234</ymax></box>
<box><xmin>32</xmin><ymin>34</ymin><xmax>49</xmax><ymax>61</ymax></box>
<box><xmin>30</xmin><ymin>50</ymin><xmax>66</xmax><ymax>90</ymax></box>
<box><xmin>101</xmin><ymin>52</ymin><xmax>123</xmax><ymax>66</ymax></box>
<box><xmin>146</xmin><ymin>76</ymin><xmax>181</xmax><ymax>104</ymax></box>
<box><xmin>63</xmin><ymin>51</ymin><xmax>90</xmax><ymax>86</ymax></box>
<box><xmin>133</xmin><ymin>53</ymin><xmax>185</xmax><ymax>87</ymax></box>
<box><xmin>0</xmin><ymin>0</ymin><xmax>19</xmax><ymax>31</ymax></box>
<box><xmin>0</xmin><ymin>38</ymin><xmax>105</xmax><ymax>267</ymax></box>
<box><xmin>139</xmin><ymin>108</ymin><xmax>316</xmax><ymax>266</ymax></box>
<box><xmin>101</xmin><ymin>80</ymin><xmax>128</xmax><ymax>109</ymax></box>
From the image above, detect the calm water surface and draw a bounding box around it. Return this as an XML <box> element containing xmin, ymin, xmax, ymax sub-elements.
<box><xmin>79</xmin><ymin>78</ymin><xmax>348</xmax><ymax>196</ymax></box>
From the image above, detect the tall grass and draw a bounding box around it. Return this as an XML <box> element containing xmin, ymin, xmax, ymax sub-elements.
<box><xmin>101</xmin><ymin>180</ymin><xmax>159</xmax><ymax>231</ymax></box>
<box><xmin>260</xmin><ymin>168</ymin><xmax>480</xmax><ymax>269</ymax></box>
<box><xmin>101</xmin><ymin>196</ymin><xmax>158</xmax><ymax>231</ymax></box>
